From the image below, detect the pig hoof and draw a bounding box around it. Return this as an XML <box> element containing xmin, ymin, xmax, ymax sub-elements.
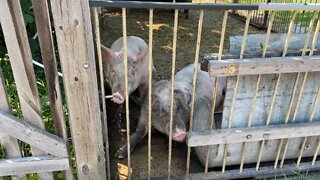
<box><xmin>115</xmin><ymin>146</ymin><xmax>128</xmax><ymax>159</ymax></box>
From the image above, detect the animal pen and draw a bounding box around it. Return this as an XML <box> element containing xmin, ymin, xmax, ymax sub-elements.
<box><xmin>0</xmin><ymin>0</ymin><xmax>320</xmax><ymax>180</ymax></box>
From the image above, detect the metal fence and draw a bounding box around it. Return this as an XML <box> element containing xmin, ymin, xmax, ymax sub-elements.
<box><xmin>90</xmin><ymin>1</ymin><xmax>320</xmax><ymax>179</ymax></box>
<box><xmin>232</xmin><ymin>0</ymin><xmax>320</xmax><ymax>33</ymax></box>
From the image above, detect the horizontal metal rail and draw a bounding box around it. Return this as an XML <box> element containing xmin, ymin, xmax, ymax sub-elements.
<box><xmin>89</xmin><ymin>1</ymin><xmax>320</xmax><ymax>11</ymax></box>
<box><xmin>187</xmin><ymin>121</ymin><xmax>320</xmax><ymax>147</ymax></box>
<box><xmin>139</xmin><ymin>161</ymin><xmax>320</xmax><ymax>180</ymax></box>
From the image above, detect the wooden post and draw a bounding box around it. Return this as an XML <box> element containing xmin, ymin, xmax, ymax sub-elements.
<box><xmin>0</xmin><ymin>0</ymin><xmax>54</xmax><ymax>179</ymax></box>
<box><xmin>31</xmin><ymin>0</ymin><xmax>73</xmax><ymax>179</ymax></box>
<box><xmin>50</xmin><ymin>0</ymin><xmax>106</xmax><ymax>179</ymax></box>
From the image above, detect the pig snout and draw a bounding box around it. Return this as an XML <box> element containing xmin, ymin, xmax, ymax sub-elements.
<box><xmin>112</xmin><ymin>92</ymin><xmax>125</xmax><ymax>104</ymax></box>
<box><xmin>173</xmin><ymin>127</ymin><xmax>187</xmax><ymax>142</ymax></box>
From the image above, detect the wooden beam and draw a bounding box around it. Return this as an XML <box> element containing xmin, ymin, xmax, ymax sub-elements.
<box><xmin>31</xmin><ymin>0</ymin><xmax>73</xmax><ymax>179</ymax></box>
<box><xmin>187</xmin><ymin>121</ymin><xmax>320</xmax><ymax>147</ymax></box>
<box><xmin>0</xmin><ymin>156</ymin><xmax>69</xmax><ymax>176</ymax></box>
<box><xmin>0</xmin><ymin>1</ymin><xmax>54</xmax><ymax>178</ymax></box>
<box><xmin>209</xmin><ymin>55</ymin><xmax>320</xmax><ymax>77</ymax></box>
<box><xmin>0</xmin><ymin>110</ymin><xmax>67</xmax><ymax>158</ymax></box>
<box><xmin>50</xmin><ymin>0</ymin><xmax>106</xmax><ymax>179</ymax></box>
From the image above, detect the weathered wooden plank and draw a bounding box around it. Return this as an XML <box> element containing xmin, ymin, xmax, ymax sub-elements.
<box><xmin>209</xmin><ymin>56</ymin><xmax>320</xmax><ymax>77</ymax></box>
<box><xmin>31</xmin><ymin>0</ymin><xmax>73</xmax><ymax>179</ymax></box>
<box><xmin>0</xmin><ymin>110</ymin><xmax>67</xmax><ymax>158</ymax></box>
<box><xmin>50</xmin><ymin>0</ymin><xmax>106</xmax><ymax>179</ymax></box>
<box><xmin>187</xmin><ymin>121</ymin><xmax>320</xmax><ymax>147</ymax></box>
<box><xmin>0</xmin><ymin>67</ymin><xmax>27</xmax><ymax>180</ymax></box>
<box><xmin>0</xmin><ymin>1</ymin><xmax>53</xmax><ymax>179</ymax></box>
<box><xmin>0</xmin><ymin>156</ymin><xmax>69</xmax><ymax>176</ymax></box>
<box><xmin>203</xmin><ymin>49</ymin><xmax>320</xmax><ymax>61</ymax></box>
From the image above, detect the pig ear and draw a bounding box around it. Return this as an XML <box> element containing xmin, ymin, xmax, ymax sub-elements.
<box><xmin>100</xmin><ymin>44</ymin><xmax>114</xmax><ymax>62</ymax></box>
<box><xmin>133</xmin><ymin>49</ymin><xmax>147</xmax><ymax>63</ymax></box>
<box><xmin>174</xmin><ymin>89</ymin><xmax>190</xmax><ymax>112</ymax></box>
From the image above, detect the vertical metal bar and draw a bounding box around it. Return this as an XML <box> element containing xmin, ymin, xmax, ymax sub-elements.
<box><xmin>302</xmin><ymin>11</ymin><xmax>317</xmax><ymax>56</ymax></box>
<box><xmin>310</xmin><ymin>15</ymin><xmax>320</xmax><ymax>56</ymax></box>
<box><xmin>239</xmin><ymin>74</ymin><xmax>261</xmax><ymax>172</ymax></box>
<box><xmin>218</xmin><ymin>11</ymin><xmax>229</xmax><ymax>61</ymax></box>
<box><xmin>296</xmin><ymin>87</ymin><xmax>320</xmax><ymax>167</ymax></box>
<box><xmin>283</xmin><ymin>11</ymin><xmax>297</xmax><ymax>57</ymax></box>
<box><xmin>273</xmin><ymin>72</ymin><xmax>300</xmax><ymax>169</ymax></box>
<box><xmin>223</xmin><ymin>10</ymin><xmax>251</xmax><ymax>173</ymax></box>
<box><xmin>93</xmin><ymin>7</ymin><xmax>110</xmax><ymax>180</ymax></box>
<box><xmin>256</xmin><ymin>73</ymin><xmax>281</xmax><ymax>171</ymax></box>
<box><xmin>312</xmin><ymin>138</ymin><xmax>320</xmax><ymax>165</ymax></box>
<box><xmin>186</xmin><ymin>9</ymin><xmax>204</xmax><ymax>176</ymax></box>
<box><xmin>279</xmin><ymin>16</ymin><xmax>319</xmax><ymax>163</ymax></box>
<box><xmin>295</xmin><ymin>12</ymin><xmax>319</xmax><ymax>167</ymax></box>
<box><xmin>204</xmin><ymin>10</ymin><xmax>228</xmax><ymax>173</ymax></box>
<box><xmin>148</xmin><ymin>9</ymin><xmax>154</xmax><ymax>180</ymax></box>
<box><xmin>279</xmin><ymin>72</ymin><xmax>308</xmax><ymax>168</ymax></box>
<box><xmin>240</xmin><ymin>11</ymin><xmax>253</xmax><ymax>59</ymax></box>
<box><xmin>222</xmin><ymin>75</ymin><xmax>240</xmax><ymax>173</ymax></box>
<box><xmin>122</xmin><ymin>8</ymin><xmax>131</xmax><ymax>180</ymax></box>
<box><xmin>168</xmin><ymin>9</ymin><xmax>179</xmax><ymax>180</ymax></box>
<box><xmin>262</xmin><ymin>11</ymin><xmax>276</xmax><ymax>58</ymax></box>
<box><xmin>241</xmin><ymin>12</ymin><xmax>274</xmax><ymax>171</ymax></box>
<box><xmin>272</xmin><ymin>10</ymin><xmax>298</xmax><ymax>170</ymax></box>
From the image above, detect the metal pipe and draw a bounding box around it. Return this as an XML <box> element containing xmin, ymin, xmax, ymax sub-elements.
<box><xmin>187</xmin><ymin>9</ymin><xmax>204</xmax><ymax>176</ymax></box>
<box><xmin>147</xmin><ymin>9</ymin><xmax>154</xmax><ymax>180</ymax></box>
<box><xmin>93</xmin><ymin>7</ymin><xmax>111</xmax><ymax>180</ymax></box>
<box><xmin>122</xmin><ymin>8</ymin><xmax>131</xmax><ymax>180</ymax></box>
<box><xmin>168</xmin><ymin>9</ymin><xmax>179</xmax><ymax>180</ymax></box>
<box><xmin>204</xmin><ymin>10</ymin><xmax>229</xmax><ymax>173</ymax></box>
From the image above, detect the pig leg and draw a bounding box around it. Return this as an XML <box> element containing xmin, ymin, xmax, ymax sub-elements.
<box><xmin>116</xmin><ymin>111</ymin><xmax>148</xmax><ymax>158</ymax></box>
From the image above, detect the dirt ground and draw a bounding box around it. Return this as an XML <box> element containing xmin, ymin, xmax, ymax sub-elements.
<box><xmin>100</xmin><ymin>6</ymin><xmax>265</xmax><ymax>180</ymax></box>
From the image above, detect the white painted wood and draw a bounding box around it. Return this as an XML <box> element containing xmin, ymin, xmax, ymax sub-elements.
<box><xmin>188</xmin><ymin>121</ymin><xmax>320</xmax><ymax>147</ymax></box>
<box><xmin>0</xmin><ymin>156</ymin><xmax>69</xmax><ymax>176</ymax></box>
<box><xmin>50</xmin><ymin>0</ymin><xmax>106</xmax><ymax>179</ymax></box>
<box><xmin>0</xmin><ymin>110</ymin><xmax>67</xmax><ymax>158</ymax></box>
<box><xmin>0</xmin><ymin>1</ymin><xmax>53</xmax><ymax>179</ymax></box>
<box><xmin>209</xmin><ymin>56</ymin><xmax>320</xmax><ymax>77</ymax></box>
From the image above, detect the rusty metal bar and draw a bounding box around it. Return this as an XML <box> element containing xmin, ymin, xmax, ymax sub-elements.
<box><xmin>204</xmin><ymin>10</ymin><xmax>228</xmax><ymax>173</ymax></box>
<box><xmin>93</xmin><ymin>7</ymin><xmax>110</xmax><ymax>180</ymax></box>
<box><xmin>122</xmin><ymin>8</ymin><xmax>131</xmax><ymax>180</ymax></box>
<box><xmin>168</xmin><ymin>9</ymin><xmax>179</xmax><ymax>180</ymax></box>
<box><xmin>148</xmin><ymin>9</ymin><xmax>154</xmax><ymax>180</ymax></box>
<box><xmin>187</xmin><ymin>9</ymin><xmax>204</xmax><ymax>176</ymax></box>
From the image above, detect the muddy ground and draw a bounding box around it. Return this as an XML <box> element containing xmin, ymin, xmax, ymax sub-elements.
<box><xmin>100</xmin><ymin>6</ymin><xmax>265</xmax><ymax>179</ymax></box>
